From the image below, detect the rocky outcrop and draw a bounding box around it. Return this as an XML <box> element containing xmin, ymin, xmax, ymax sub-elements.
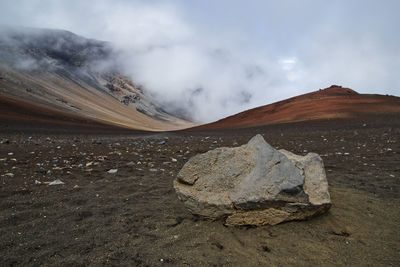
<box><xmin>173</xmin><ymin>134</ymin><xmax>331</xmax><ymax>226</ymax></box>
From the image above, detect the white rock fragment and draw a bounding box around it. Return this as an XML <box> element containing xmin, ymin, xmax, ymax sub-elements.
<box><xmin>107</xmin><ymin>169</ymin><xmax>118</xmax><ymax>174</ymax></box>
<box><xmin>49</xmin><ymin>179</ymin><xmax>64</xmax><ymax>185</ymax></box>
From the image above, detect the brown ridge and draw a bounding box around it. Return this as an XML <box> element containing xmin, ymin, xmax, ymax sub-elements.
<box><xmin>192</xmin><ymin>85</ymin><xmax>400</xmax><ymax>130</ymax></box>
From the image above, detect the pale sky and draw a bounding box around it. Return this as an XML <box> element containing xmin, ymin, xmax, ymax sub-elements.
<box><xmin>1</xmin><ymin>0</ymin><xmax>399</xmax><ymax>122</ymax></box>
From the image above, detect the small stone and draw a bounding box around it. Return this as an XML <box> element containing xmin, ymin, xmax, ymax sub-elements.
<box><xmin>107</xmin><ymin>169</ymin><xmax>118</xmax><ymax>174</ymax></box>
<box><xmin>49</xmin><ymin>179</ymin><xmax>64</xmax><ymax>185</ymax></box>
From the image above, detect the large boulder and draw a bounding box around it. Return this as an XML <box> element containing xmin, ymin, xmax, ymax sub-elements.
<box><xmin>173</xmin><ymin>134</ymin><xmax>331</xmax><ymax>226</ymax></box>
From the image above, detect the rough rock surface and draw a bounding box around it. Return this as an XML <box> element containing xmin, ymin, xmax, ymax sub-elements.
<box><xmin>173</xmin><ymin>134</ymin><xmax>331</xmax><ymax>226</ymax></box>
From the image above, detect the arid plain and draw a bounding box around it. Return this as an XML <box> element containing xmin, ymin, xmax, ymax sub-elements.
<box><xmin>1</xmin><ymin>114</ymin><xmax>399</xmax><ymax>266</ymax></box>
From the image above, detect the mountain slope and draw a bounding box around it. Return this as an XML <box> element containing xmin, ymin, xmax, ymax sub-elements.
<box><xmin>0</xmin><ymin>27</ymin><xmax>194</xmax><ymax>131</ymax></box>
<box><xmin>193</xmin><ymin>85</ymin><xmax>400</xmax><ymax>130</ymax></box>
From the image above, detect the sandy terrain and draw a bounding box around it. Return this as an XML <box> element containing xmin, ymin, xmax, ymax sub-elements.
<box><xmin>1</xmin><ymin>115</ymin><xmax>399</xmax><ymax>266</ymax></box>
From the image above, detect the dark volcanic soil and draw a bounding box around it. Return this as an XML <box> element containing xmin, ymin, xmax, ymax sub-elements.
<box><xmin>1</xmin><ymin>116</ymin><xmax>399</xmax><ymax>266</ymax></box>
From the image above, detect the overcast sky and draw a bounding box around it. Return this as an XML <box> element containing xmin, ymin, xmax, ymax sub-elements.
<box><xmin>1</xmin><ymin>0</ymin><xmax>399</xmax><ymax>122</ymax></box>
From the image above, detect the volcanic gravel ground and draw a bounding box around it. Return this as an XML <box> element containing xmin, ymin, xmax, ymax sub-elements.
<box><xmin>0</xmin><ymin>117</ymin><xmax>399</xmax><ymax>266</ymax></box>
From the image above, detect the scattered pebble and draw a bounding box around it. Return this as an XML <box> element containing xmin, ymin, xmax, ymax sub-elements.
<box><xmin>107</xmin><ymin>169</ymin><xmax>118</xmax><ymax>174</ymax></box>
<box><xmin>49</xmin><ymin>179</ymin><xmax>65</xmax><ymax>185</ymax></box>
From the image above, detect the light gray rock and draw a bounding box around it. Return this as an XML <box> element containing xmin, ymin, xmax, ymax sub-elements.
<box><xmin>173</xmin><ymin>134</ymin><xmax>331</xmax><ymax>226</ymax></box>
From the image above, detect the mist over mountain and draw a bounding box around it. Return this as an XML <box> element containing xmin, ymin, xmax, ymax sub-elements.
<box><xmin>0</xmin><ymin>27</ymin><xmax>112</xmax><ymax>69</ymax></box>
<box><xmin>0</xmin><ymin>27</ymin><xmax>193</xmax><ymax>131</ymax></box>
<box><xmin>2</xmin><ymin>0</ymin><xmax>399</xmax><ymax>123</ymax></box>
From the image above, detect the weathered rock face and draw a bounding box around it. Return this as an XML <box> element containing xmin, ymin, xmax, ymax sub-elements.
<box><xmin>173</xmin><ymin>134</ymin><xmax>331</xmax><ymax>226</ymax></box>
